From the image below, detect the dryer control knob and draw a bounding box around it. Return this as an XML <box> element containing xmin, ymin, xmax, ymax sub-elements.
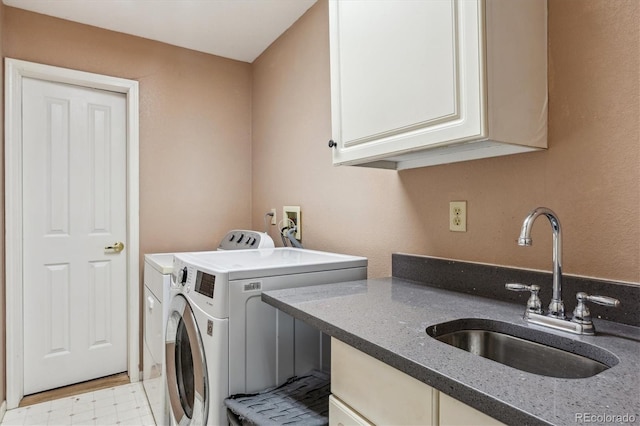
<box><xmin>179</xmin><ymin>267</ymin><xmax>188</xmax><ymax>285</ymax></box>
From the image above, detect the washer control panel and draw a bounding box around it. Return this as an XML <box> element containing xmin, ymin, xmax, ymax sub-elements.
<box><xmin>218</xmin><ymin>230</ymin><xmax>274</xmax><ymax>250</ymax></box>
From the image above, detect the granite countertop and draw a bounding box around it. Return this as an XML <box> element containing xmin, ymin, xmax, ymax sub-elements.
<box><xmin>262</xmin><ymin>277</ymin><xmax>640</xmax><ymax>425</ymax></box>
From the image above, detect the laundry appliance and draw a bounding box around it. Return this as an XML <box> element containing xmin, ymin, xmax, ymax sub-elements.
<box><xmin>164</xmin><ymin>248</ymin><xmax>367</xmax><ymax>425</ymax></box>
<box><xmin>143</xmin><ymin>253</ymin><xmax>174</xmax><ymax>425</ymax></box>
<box><xmin>143</xmin><ymin>230</ymin><xmax>274</xmax><ymax>424</ymax></box>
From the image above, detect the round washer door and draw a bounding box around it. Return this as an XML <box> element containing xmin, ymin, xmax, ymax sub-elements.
<box><xmin>165</xmin><ymin>294</ymin><xmax>208</xmax><ymax>425</ymax></box>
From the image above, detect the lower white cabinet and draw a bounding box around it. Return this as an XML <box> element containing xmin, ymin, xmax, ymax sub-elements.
<box><xmin>330</xmin><ymin>338</ymin><xmax>504</xmax><ymax>426</ymax></box>
<box><xmin>329</xmin><ymin>395</ymin><xmax>373</xmax><ymax>426</ymax></box>
<box><xmin>331</xmin><ymin>338</ymin><xmax>436</xmax><ymax>425</ymax></box>
<box><xmin>439</xmin><ymin>393</ymin><xmax>505</xmax><ymax>426</ymax></box>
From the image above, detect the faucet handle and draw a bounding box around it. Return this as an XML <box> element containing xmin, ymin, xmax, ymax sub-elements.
<box><xmin>506</xmin><ymin>283</ymin><xmax>537</xmax><ymax>291</ymax></box>
<box><xmin>505</xmin><ymin>283</ymin><xmax>543</xmax><ymax>314</ymax></box>
<box><xmin>572</xmin><ymin>292</ymin><xmax>620</xmax><ymax>324</ymax></box>
<box><xmin>578</xmin><ymin>293</ymin><xmax>620</xmax><ymax>307</ymax></box>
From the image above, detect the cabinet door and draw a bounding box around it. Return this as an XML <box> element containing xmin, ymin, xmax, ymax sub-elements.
<box><xmin>330</xmin><ymin>0</ymin><xmax>484</xmax><ymax>165</ymax></box>
<box><xmin>440</xmin><ymin>393</ymin><xmax>505</xmax><ymax>426</ymax></box>
<box><xmin>331</xmin><ymin>338</ymin><xmax>436</xmax><ymax>425</ymax></box>
<box><xmin>329</xmin><ymin>395</ymin><xmax>373</xmax><ymax>426</ymax></box>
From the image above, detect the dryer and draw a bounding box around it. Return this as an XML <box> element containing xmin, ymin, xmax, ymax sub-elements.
<box><xmin>165</xmin><ymin>248</ymin><xmax>367</xmax><ymax>425</ymax></box>
<box><xmin>143</xmin><ymin>230</ymin><xmax>274</xmax><ymax>425</ymax></box>
<box><xmin>142</xmin><ymin>253</ymin><xmax>173</xmax><ymax>425</ymax></box>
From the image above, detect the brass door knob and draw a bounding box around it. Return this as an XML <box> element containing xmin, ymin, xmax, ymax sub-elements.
<box><xmin>105</xmin><ymin>242</ymin><xmax>125</xmax><ymax>253</ymax></box>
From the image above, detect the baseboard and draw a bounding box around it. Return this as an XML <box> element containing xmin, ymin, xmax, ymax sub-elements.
<box><xmin>0</xmin><ymin>400</ymin><xmax>7</xmax><ymax>422</ymax></box>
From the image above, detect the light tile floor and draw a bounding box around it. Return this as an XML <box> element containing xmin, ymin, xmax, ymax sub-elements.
<box><xmin>1</xmin><ymin>383</ymin><xmax>155</xmax><ymax>426</ymax></box>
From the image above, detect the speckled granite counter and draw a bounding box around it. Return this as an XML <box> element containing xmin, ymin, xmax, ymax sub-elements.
<box><xmin>262</xmin><ymin>277</ymin><xmax>640</xmax><ymax>425</ymax></box>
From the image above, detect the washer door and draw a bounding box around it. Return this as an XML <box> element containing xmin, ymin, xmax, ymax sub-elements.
<box><xmin>166</xmin><ymin>294</ymin><xmax>208</xmax><ymax>425</ymax></box>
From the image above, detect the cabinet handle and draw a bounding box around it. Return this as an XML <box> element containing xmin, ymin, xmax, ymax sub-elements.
<box><xmin>328</xmin><ymin>139</ymin><xmax>337</xmax><ymax>148</ymax></box>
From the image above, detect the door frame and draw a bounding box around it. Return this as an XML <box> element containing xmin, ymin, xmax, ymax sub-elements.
<box><xmin>4</xmin><ymin>58</ymin><xmax>140</xmax><ymax>409</ymax></box>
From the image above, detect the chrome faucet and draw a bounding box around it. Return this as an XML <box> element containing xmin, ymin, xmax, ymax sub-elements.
<box><xmin>507</xmin><ymin>207</ymin><xmax>620</xmax><ymax>335</ymax></box>
<box><xmin>517</xmin><ymin>207</ymin><xmax>565</xmax><ymax>319</ymax></box>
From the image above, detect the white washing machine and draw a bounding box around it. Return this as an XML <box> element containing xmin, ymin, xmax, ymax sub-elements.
<box><xmin>165</xmin><ymin>248</ymin><xmax>367</xmax><ymax>425</ymax></box>
<box><xmin>143</xmin><ymin>230</ymin><xmax>274</xmax><ymax>425</ymax></box>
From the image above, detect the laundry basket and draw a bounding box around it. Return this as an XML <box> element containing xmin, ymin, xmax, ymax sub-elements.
<box><xmin>225</xmin><ymin>369</ymin><xmax>331</xmax><ymax>426</ymax></box>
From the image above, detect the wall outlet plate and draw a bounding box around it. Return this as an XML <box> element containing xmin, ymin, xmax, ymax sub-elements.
<box><xmin>283</xmin><ymin>206</ymin><xmax>301</xmax><ymax>239</ymax></box>
<box><xmin>449</xmin><ymin>201</ymin><xmax>467</xmax><ymax>232</ymax></box>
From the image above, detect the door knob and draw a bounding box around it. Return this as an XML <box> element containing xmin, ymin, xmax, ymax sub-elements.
<box><xmin>105</xmin><ymin>242</ymin><xmax>125</xmax><ymax>253</ymax></box>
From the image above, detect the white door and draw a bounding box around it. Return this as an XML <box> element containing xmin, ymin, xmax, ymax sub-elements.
<box><xmin>22</xmin><ymin>77</ymin><xmax>128</xmax><ymax>395</ymax></box>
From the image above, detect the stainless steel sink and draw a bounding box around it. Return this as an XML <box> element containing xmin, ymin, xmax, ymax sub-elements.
<box><xmin>426</xmin><ymin>319</ymin><xmax>618</xmax><ymax>379</ymax></box>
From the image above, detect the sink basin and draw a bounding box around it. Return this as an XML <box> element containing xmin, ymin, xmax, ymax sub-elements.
<box><xmin>426</xmin><ymin>318</ymin><xmax>618</xmax><ymax>379</ymax></box>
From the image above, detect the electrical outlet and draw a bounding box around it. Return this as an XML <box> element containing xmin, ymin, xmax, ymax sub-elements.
<box><xmin>270</xmin><ymin>208</ymin><xmax>277</xmax><ymax>225</ymax></box>
<box><xmin>449</xmin><ymin>201</ymin><xmax>467</xmax><ymax>232</ymax></box>
<box><xmin>283</xmin><ymin>206</ymin><xmax>301</xmax><ymax>239</ymax></box>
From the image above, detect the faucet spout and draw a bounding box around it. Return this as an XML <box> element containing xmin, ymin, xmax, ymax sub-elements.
<box><xmin>518</xmin><ymin>207</ymin><xmax>565</xmax><ymax>319</ymax></box>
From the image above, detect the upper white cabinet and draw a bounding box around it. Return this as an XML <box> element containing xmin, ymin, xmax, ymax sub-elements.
<box><xmin>328</xmin><ymin>0</ymin><xmax>548</xmax><ymax>170</ymax></box>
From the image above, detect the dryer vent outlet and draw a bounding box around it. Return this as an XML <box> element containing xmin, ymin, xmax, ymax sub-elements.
<box><xmin>283</xmin><ymin>206</ymin><xmax>301</xmax><ymax>239</ymax></box>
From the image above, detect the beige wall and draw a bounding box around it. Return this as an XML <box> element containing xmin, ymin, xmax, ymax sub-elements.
<box><xmin>3</xmin><ymin>6</ymin><xmax>254</xmax><ymax>258</ymax></box>
<box><xmin>1</xmin><ymin>5</ymin><xmax>253</xmax><ymax>390</ymax></box>
<box><xmin>251</xmin><ymin>0</ymin><xmax>640</xmax><ymax>283</ymax></box>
